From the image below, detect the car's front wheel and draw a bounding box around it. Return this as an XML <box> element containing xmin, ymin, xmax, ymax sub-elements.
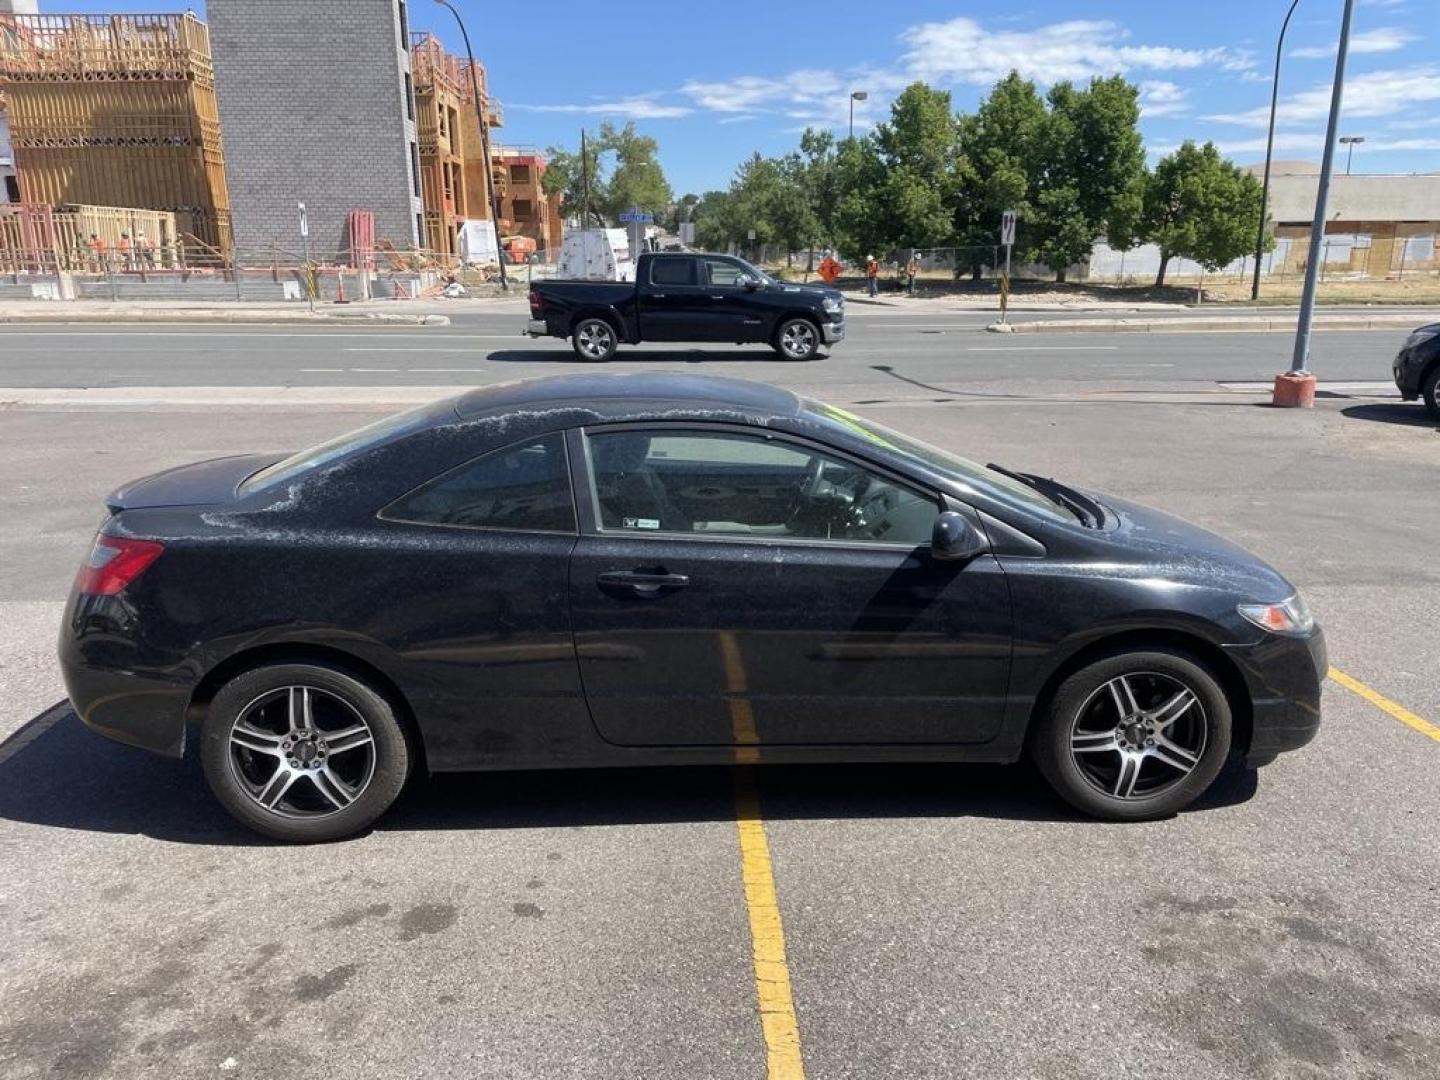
<box><xmin>774</xmin><ymin>318</ymin><xmax>821</xmax><ymax>361</ymax></box>
<box><xmin>1421</xmin><ymin>364</ymin><xmax>1440</xmax><ymax>419</ymax></box>
<box><xmin>1030</xmin><ymin>649</ymin><xmax>1231</xmax><ymax>820</ymax></box>
<box><xmin>572</xmin><ymin>317</ymin><xmax>618</xmax><ymax>362</ymax></box>
<box><xmin>200</xmin><ymin>663</ymin><xmax>413</xmax><ymax>843</ymax></box>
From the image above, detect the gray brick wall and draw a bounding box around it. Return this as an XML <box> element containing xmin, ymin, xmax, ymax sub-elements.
<box><xmin>209</xmin><ymin>0</ymin><xmax>421</xmax><ymax>255</ymax></box>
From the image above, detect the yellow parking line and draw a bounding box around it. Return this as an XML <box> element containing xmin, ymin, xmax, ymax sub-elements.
<box><xmin>1329</xmin><ymin>667</ymin><xmax>1440</xmax><ymax>744</ymax></box>
<box><xmin>719</xmin><ymin>630</ymin><xmax>806</xmax><ymax>1080</ymax></box>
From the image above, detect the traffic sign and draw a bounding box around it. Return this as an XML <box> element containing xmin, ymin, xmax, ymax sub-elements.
<box><xmin>298</xmin><ymin>201</ymin><xmax>310</xmax><ymax>239</ymax></box>
<box><xmin>618</xmin><ymin>210</ymin><xmax>654</xmax><ymax>223</ymax></box>
<box><xmin>1001</xmin><ymin>209</ymin><xmax>1016</xmax><ymax>247</ymax></box>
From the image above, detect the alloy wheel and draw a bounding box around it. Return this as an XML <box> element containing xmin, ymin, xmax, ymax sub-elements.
<box><xmin>576</xmin><ymin>322</ymin><xmax>613</xmax><ymax>359</ymax></box>
<box><xmin>227</xmin><ymin>685</ymin><xmax>377</xmax><ymax>818</ymax></box>
<box><xmin>1068</xmin><ymin>671</ymin><xmax>1208</xmax><ymax>800</ymax></box>
<box><xmin>780</xmin><ymin>321</ymin><xmax>816</xmax><ymax>358</ymax></box>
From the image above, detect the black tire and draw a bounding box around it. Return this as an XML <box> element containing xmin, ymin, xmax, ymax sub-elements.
<box><xmin>1030</xmin><ymin>648</ymin><xmax>1231</xmax><ymax>821</ymax></box>
<box><xmin>572</xmin><ymin>317</ymin><xmax>618</xmax><ymax>362</ymax></box>
<box><xmin>773</xmin><ymin>317</ymin><xmax>821</xmax><ymax>361</ymax></box>
<box><xmin>1422</xmin><ymin>364</ymin><xmax>1440</xmax><ymax>419</ymax></box>
<box><xmin>200</xmin><ymin>663</ymin><xmax>412</xmax><ymax>843</ymax></box>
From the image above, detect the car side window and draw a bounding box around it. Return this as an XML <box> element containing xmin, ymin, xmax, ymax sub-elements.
<box><xmin>703</xmin><ymin>259</ymin><xmax>745</xmax><ymax>288</ymax></box>
<box><xmin>381</xmin><ymin>433</ymin><xmax>576</xmax><ymax>533</ymax></box>
<box><xmin>649</xmin><ymin>257</ymin><xmax>696</xmax><ymax>287</ymax></box>
<box><xmin>586</xmin><ymin>429</ymin><xmax>936</xmax><ymax>546</ymax></box>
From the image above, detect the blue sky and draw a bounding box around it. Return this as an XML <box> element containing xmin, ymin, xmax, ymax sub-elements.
<box><xmin>50</xmin><ymin>0</ymin><xmax>1440</xmax><ymax>193</ymax></box>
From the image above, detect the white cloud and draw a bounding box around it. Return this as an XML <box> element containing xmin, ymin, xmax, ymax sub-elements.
<box><xmin>1139</xmin><ymin>80</ymin><xmax>1189</xmax><ymax>118</ymax></box>
<box><xmin>1204</xmin><ymin>66</ymin><xmax>1440</xmax><ymax>127</ymax></box>
<box><xmin>681</xmin><ymin>71</ymin><xmax>844</xmax><ymax>113</ymax></box>
<box><xmin>900</xmin><ymin>17</ymin><xmax>1255</xmax><ymax>86</ymax></box>
<box><xmin>1387</xmin><ymin>115</ymin><xmax>1440</xmax><ymax>130</ymax></box>
<box><xmin>1289</xmin><ymin>26</ymin><xmax>1416</xmax><ymax>59</ymax></box>
<box><xmin>510</xmin><ymin>96</ymin><xmax>691</xmax><ymax>120</ymax></box>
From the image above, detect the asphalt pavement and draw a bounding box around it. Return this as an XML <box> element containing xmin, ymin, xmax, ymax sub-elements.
<box><xmin>1</xmin><ymin>307</ymin><xmax>1437</xmax><ymax>1079</ymax></box>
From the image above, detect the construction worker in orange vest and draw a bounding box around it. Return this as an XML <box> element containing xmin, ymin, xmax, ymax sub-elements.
<box><xmin>865</xmin><ymin>254</ymin><xmax>879</xmax><ymax>297</ymax></box>
<box><xmin>89</xmin><ymin>233</ymin><xmax>108</xmax><ymax>272</ymax></box>
<box><xmin>118</xmin><ymin>232</ymin><xmax>133</xmax><ymax>270</ymax></box>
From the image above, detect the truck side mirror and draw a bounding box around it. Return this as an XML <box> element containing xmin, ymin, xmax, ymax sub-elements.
<box><xmin>931</xmin><ymin>511</ymin><xmax>989</xmax><ymax>562</ymax></box>
<box><xmin>738</xmin><ymin>274</ymin><xmax>760</xmax><ymax>290</ymax></box>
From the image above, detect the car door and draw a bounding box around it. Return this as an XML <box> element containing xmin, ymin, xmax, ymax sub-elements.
<box><xmin>638</xmin><ymin>255</ymin><xmax>719</xmax><ymax>342</ymax></box>
<box><xmin>565</xmin><ymin>424</ymin><xmax>1013</xmax><ymax>747</ymax></box>
<box><xmin>700</xmin><ymin>257</ymin><xmax>768</xmax><ymax>343</ymax></box>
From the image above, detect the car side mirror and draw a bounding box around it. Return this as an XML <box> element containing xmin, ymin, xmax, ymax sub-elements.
<box><xmin>931</xmin><ymin>511</ymin><xmax>989</xmax><ymax>562</ymax></box>
<box><xmin>738</xmin><ymin>274</ymin><xmax>760</xmax><ymax>290</ymax></box>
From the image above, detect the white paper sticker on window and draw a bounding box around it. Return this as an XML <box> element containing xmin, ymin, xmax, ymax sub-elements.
<box><xmin>623</xmin><ymin>517</ymin><xmax>660</xmax><ymax>530</ymax></box>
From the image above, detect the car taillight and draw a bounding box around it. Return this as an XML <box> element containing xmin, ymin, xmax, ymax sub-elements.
<box><xmin>76</xmin><ymin>536</ymin><xmax>165</xmax><ymax>595</ymax></box>
<box><xmin>528</xmin><ymin>288</ymin><xmax>543</xmax><ymax>318</ymax></box>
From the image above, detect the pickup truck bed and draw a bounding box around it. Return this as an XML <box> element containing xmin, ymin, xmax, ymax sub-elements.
<box><xmin>526</xmin><ymin>251</ymin><xmax>846</xmax><ymax>362</ymax></box>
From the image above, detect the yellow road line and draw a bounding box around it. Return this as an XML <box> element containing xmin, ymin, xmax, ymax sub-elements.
<box><xmin>719</xmin><ymin>630</ymin><xmax>806</xmax><ymax>1080</ymax></box>
<box><xmin>1329</xmin><ymin>666</ymin><xmax>1440</xmax><ymax>744</ymax></box>
<box><xmin>734</xmin><ymin>771</ymin><xmax>806</xmax><ymax>1080</ymax></box>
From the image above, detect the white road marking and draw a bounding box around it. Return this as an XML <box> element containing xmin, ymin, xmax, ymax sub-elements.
<box><xmin>966</xmin><ymin>345</ymin><xmax>1119</xmax><ymax>352</ymax></box>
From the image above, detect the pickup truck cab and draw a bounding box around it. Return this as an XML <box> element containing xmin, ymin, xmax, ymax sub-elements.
<box><xmin>526</xmin><ymin>251</ymin><xmax>846</xmax><ymax>362</ymax></box>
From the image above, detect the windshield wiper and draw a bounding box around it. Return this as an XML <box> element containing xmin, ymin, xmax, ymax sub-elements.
<box><xmin>986</xmin><ymin>463</ymin><xmax>1101</xmax><ymax>527</ymax></box>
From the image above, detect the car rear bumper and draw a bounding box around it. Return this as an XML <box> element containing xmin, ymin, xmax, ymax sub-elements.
<box><xmin>1226</xmin><ymin>624</ymin><xmax>1326</xmax><ymax>766</ymax></box>
<box><xmin>58</xmin><ymin>593</ymin><xmax>193</xmax><ymax>758</ymax></box>
<box><xmin>525</xmin><ymin>318</ymin><xmax>549</xmax><ymax>337</ymax></box>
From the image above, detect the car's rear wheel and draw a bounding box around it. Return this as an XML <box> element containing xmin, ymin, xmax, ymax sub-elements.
<box><xmin>200</xmin><ymin>663</ymin><xmax>412</xmax><ymax>843</ymax></box>
<box><xmin>774</xmin><ymin>317</ymin><xmax>820</xmax><ymax>360</ymax></box>
<box><xmin>1421</xmin><ymin>364</ymin><xmax>1440</xmax><ymax>418</ymax></box>
<box><xmin>572</xmin><ymin>317</ymin><xmax>618</xmax><ymax>362</ymax></box>
<box><xmin>1031</xmin><ymin>649</ymin><xmax>1231</xmax><ymax>821</ymax></box>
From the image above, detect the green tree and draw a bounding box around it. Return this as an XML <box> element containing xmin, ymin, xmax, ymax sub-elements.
<box><xmin>542</xmin><ymin>136</ymin><xmax>604</xmax><ymax>226</ymax></box>
<box><xmin>1142</xmin><ymin>140</ymin><xmax>1267</xmax><ymax>287</ymax></box>
<box><xmin>796</xmin><ymin>128</ymin><xmax>840</xmax><ymax>249</ymax></box>
<box><xmin>691</xmin><ymin>189</ymin><xmax>741</xmax><ymax>251</ymax></box>
<box><xmin>541</xmin><ymin>122</ymin><xmax>672</xmax><ymax>225</ymax></box>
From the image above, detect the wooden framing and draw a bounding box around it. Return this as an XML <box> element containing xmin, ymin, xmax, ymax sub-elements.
<box><xmin>0</xmin><ymin>13</ymin><xmax>232</xmax><ymax>251</ymax></box>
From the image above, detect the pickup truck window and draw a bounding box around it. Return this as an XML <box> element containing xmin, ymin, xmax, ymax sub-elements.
<box><xmin>649</xmin><ymin>257</ymin><xmax>697</xmax><ymax>287</ymax></box>
<box><xmin>703</xmin><ymin>259</ymin><xmax>746</xmax><ymax>287</ymax></box>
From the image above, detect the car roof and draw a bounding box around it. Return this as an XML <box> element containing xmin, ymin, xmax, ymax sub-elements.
<box><xmin>452</xmin><ymin>373</ymin><xmax>802</xmax><ymax>422</ymax></box>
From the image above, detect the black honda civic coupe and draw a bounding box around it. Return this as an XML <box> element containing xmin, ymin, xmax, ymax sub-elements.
<box><xmin>60</xmin><ymin>373</ymin><xmax>1325</xmax><ymax>842</ymax></box>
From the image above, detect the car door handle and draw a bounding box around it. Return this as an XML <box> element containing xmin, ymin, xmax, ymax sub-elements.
<box><xmin>651</xmin><ymin>293</ymin><xmax>667</xmax><ymax>299</ymax></box>
<box><xmin>710</xmin><ymin>295</ymin><xmax>725</xmax><ymax>300</ymax></box>
<box><xmin>597</xmin><ymin>569</ymin><xmax>690</xmax><ymax>596</ymax></box>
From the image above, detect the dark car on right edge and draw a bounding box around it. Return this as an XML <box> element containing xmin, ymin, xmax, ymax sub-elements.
<box><xmin>1394</xmin><ymin>322</ymin><xmax>1440</xmax><ymax>417</ymax></box>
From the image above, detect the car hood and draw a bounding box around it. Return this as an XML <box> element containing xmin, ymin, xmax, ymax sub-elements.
<box><xmin>1094</xmin><ymin>491</ymin><xmax>1296</xmax><ymax>602</ymax></box>
<box><xmin>106</xmin><ymin>453</ymin><xmax>283</xmax><ymax>511</ymax></box>
<box><xmin>770</xmin><ymin>281</ymin><xmax>843</xmax><ymax>303</ymax></box>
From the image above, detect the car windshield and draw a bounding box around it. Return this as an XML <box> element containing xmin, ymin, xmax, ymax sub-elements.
<box><xmin>238</xmin><ymin>403</ymin><xmax>436</xmax><ymax>494</ymax></box>
<box><xmin>805</xmin><ymin>401</ymin><xmax>1080</xmax><ymax>522</ymax></box>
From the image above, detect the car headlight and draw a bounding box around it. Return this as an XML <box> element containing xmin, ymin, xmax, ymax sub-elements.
<box><xmin>1404</xmin><ymin>328</ymin><xmax>1439</xmax><ymax>350</ymax></box>
<box><xmin>1237</xmin><ymin>594</ymin><xmax>1314</xmax><ymax>636</ymax></box>
<box><xmin>822</xmin><ymin>296</ymin><xmax>843</xmax><ymax>314</ymax></box>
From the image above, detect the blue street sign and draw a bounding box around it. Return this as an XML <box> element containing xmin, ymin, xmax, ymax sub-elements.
<box><xmin>618</xmin><ymin>211</ymin><xmax>654</xmax><ymax>223</ymax></box>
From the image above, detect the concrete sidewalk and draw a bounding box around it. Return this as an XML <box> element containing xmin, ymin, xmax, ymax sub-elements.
<box><xmin>1003</xmin><ymin>311</ymin><xmax>1431</xmax><ymax>334</ymax></box>
<box><xmin>0</xmin><ymin>299</ymin><xmax>449</xmax><ymax>326</ymax></box>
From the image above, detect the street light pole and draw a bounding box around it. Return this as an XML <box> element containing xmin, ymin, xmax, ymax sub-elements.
<box><xmin>848</xmin><ymin>90</ymin><xmax>867</xmax><ymax>140</ymax></box>
<box><xmin>433</xmin><ymin>0</ymin><xmax>508</xmax><ymax>291</ymax></box>
<box><xmin>1286</xmin><ymin>0</ymin><xmax>1356</xmax><ymax>384</ymax></box>
<box><xmin>1339</xmin><ymin>135</ymin><xmax>1364</xmax><ymax>174</ymax></box>
<box><xmin>1251</xmin><ymin>0</ymin><xmax>1302</xmax><ymax>302</ymax></box>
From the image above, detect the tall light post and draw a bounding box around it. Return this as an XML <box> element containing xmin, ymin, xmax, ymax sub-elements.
<box><xmin>433</xmin><ymin>0</ymin><xmax>508</xmax><ymax>291</ymax></box>
<box><xmin>1276</xmin><ymin>0</ymin><xmax>1356</xmax><ymax>406</ymax></box>
<box><xmin>848</xmin><ymin>90</ymin><xmax>868</xmax><ymax>140</ymax></box>
<box><xmin>1339</xmin><ymin>135</ymin><xmax>1364</xmax><ymax>174</ymax></box>
<box><xmin>1251</xmin><ymin>0</ymin><xmax>1302</xmax><ymax>301</ymax></box>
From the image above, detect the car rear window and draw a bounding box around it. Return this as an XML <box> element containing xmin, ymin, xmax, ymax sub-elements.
<box><xmin>238</xmin><ymin>403</ymin><xmax>437</xmax><ymax>494</ymax></box>
<box><xmin>380</xmin><ymin>433</ymin><xmax>576</xmax><ymax>534</ymax></box>
<box><xmin>649</xmin><ymin>257</ymin><xmax>696</xmax><ymax>286</ymax></box>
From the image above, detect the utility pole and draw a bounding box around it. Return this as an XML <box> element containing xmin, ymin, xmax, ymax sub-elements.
<box><xmin>433</xmin><ymin>0</ymin><xmax>508</xmax><ymax>291</ymax></box>
<box><xmin>1274</xmin><ymin>0</ymin><xmax>1355</xmax><ymax>407</ymax></box>
<box><xmin>1252</xmin><ymin>0</ymin><xmax>1301</xmax><ymax>302</ymax></box>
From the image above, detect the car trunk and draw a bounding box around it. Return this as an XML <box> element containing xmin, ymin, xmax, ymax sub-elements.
<box><xmin>105</xmin><ymin>453</ymin><xmax>282</xmax><ymax>512</ymax></box>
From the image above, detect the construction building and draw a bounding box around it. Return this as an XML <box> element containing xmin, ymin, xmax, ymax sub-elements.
<box><xmin>0</xmin><ymin>10</ymin><xmax>232</xmax><ymax>250</ymax></box>
<box><xmin>409</xmin><ymin>31</ymin><xmax>503</xmax><ymax>258</ymax></box>
<box><xmin>492</xmin><ymin>147</ymin><xmax>563</xmax><ymax>256</ymax></box>
<box><xmin>208</xmin><ymin>0</ymin><xmax>423</xmax><ymax>255</ymax></box>
<box><xmin>0</xmin><ymin>0</ymin><xmax>34</xmax><ymax>204</ymax></box>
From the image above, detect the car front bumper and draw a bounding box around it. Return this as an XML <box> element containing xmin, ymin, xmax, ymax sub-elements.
<box><xmin>1226</xmin><ymin>624</ymin><xmax>1327</xmax><ymax>766</ymax></box>
<box><xmin>822</xmin><ymin>318</ymin><xmax>846</xmax><ymax>345</ymax></box>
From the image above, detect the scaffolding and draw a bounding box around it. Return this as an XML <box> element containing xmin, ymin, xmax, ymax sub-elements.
<box><xmin>0</xmin><ymin>13</ymin><xmax>231</xmax><ymax>251</ymax></box>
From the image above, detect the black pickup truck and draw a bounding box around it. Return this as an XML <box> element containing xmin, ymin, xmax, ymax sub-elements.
<box><xmin>525</xmin><ymin>251</ymin><xmax>846</xmax><ymax>362</ymax></box>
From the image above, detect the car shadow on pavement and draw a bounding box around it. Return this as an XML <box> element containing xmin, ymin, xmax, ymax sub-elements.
<box><xmin>485</xmin><ymin>348</ymin><xmax>814</xmax><ymax>365</ymax></box>
<box><xmin>1340</xmin><ymin>402</ymin><xmax>1437</xmax><ymax>428</ymax></box>
<box><xmin>0</xmin><ymin>702</ymin><xmax>1258</xmax><ymax>846</ymax></box>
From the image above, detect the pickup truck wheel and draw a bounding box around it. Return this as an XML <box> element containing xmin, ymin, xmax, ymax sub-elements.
<box><xmin>774</xmin><ymin>318</ymin><xmax>820</xmax><ymax>361</ymax></box>
<box><xmin>573</xmin><ymin>318</ymin><xmax>618</xmax><ymax>362</ymax></box>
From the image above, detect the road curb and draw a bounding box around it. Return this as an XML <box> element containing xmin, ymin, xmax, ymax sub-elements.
<box><xmin>0</xmin><ymin>310</ymin><xmax>450</xmax><ymax>327</ymax></box>
<box><xmin>1006</xmin><ymin>314</ymin><xmax>1421</xmax><ymax>334</ymax></box>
